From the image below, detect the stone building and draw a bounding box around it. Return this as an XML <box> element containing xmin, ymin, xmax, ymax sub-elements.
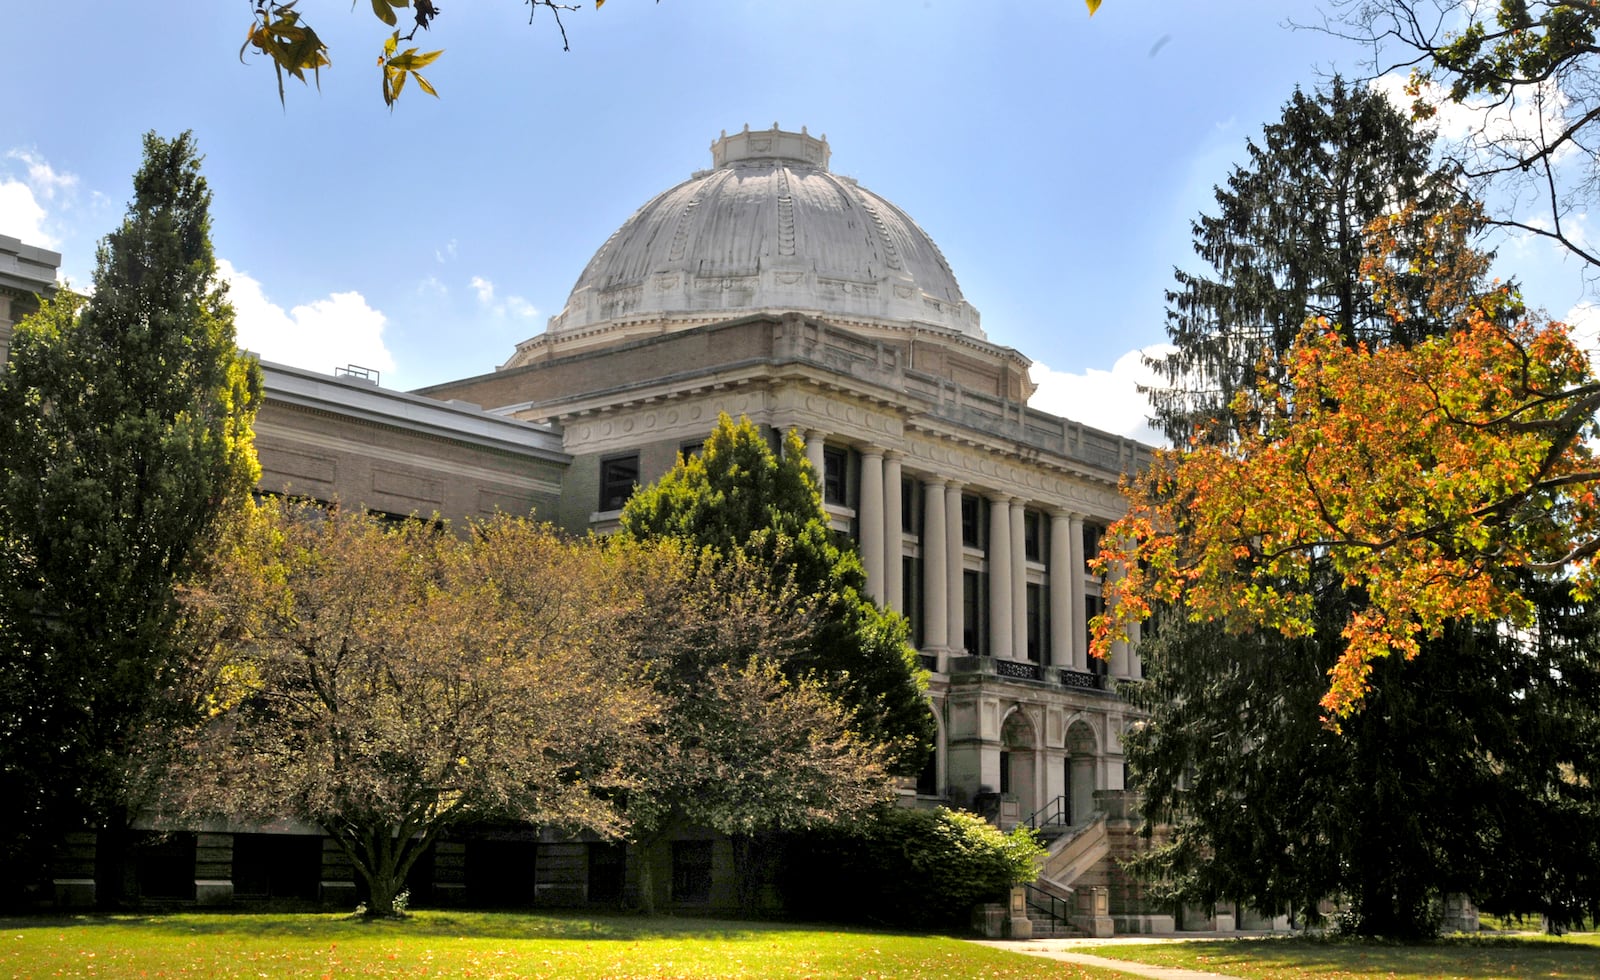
<box><xmin>11</xmin><ymin>127</ymin><xmax>1168</xmax><ymax>930</ymax></box>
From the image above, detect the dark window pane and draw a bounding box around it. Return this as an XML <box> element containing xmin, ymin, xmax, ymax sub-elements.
<box><xmin>823</xmin><ymin>447</ymin><xmax>848</xmax><ymax>505</ymax></box>
<box><xmin>599</xmin><ymin>454</ymin><xmax>640</xmax><ymax>512</ymax></box>
<box><xmin>671</xmin><ymin>840</ymin><xmax>713</xmax><ymax>904</ymax></box>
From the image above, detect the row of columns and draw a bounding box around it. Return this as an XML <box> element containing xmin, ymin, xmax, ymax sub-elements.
<box><xmin>806</xmin><ymin>431</ymin><xmax>1139</xmax><ymax>676</ymax></box>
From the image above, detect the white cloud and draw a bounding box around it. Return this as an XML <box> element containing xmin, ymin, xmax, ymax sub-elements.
<box><xmin>1564</xmin><ymin>301</ymin><xmax>1600</xmax><ymax>375</ymax></box>
<box><xmin>468</xmin><ymin>274</ymin><xmax>538</xmax><ymax>320</ymax></box>
<box><xmin>220</xmin><ymin>259</ymin><xmax>396</xmax><ymax>377</ymax></box>
<box><xmin>1029</xmin><ymin>345</ymin><xmax>1171</xmax><ymax>447</ymax></box>
<box><xmin>435</xmin><ymin>238</ymin><xmax>457</xmax><ymax>263</ymax></box>
<box><xmin>0</xmin><ymin>178</ymin><xmax>53</xmax><ymax>246</ymax></box>
<box><xmin>5</xmin><ymin>150</ymin><xmax>78</xmax><ymax>200</ymax></box>
<box><xmin>0</xmin><ymin>148</ymin><xmax>83</xmax><ymax>249</ymax></box>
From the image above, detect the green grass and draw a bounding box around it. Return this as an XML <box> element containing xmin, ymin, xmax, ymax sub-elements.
<box><xmin>1073</xmin><ymin>933</ymin><xmax>1600</xmax><ymax>979</ymax></box>
<box><xmin>0</xmin><ymin>910</ymin><xmax>1119</xmax><ymax>979</ymax></box>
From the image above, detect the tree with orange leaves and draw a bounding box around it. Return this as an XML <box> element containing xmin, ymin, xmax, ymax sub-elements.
<box><xmin>1103</xmin><ymin>79</ymin><xmax>1600</xmax><ymax>935</ymax></box>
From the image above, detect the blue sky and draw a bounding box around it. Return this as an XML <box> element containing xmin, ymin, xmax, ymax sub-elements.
<box><xmin>3</xmin><ymin>2</ymin><xmax>1595</xmax><ymax>442</ymax></box>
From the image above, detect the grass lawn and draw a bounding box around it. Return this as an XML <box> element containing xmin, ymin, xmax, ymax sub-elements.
<box><xmin>0</xmin><ymin>910</ymin><xmax>1121</xmax><ymax>979</ymax></box>
<box><xmin>1073</xmin><ymin>932</ymin><xmax>1600</xmax><ymax>979</ymax></box>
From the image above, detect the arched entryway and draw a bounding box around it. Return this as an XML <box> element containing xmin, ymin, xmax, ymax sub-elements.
<box><xmin>999</xmin><ymin>708</ymin><xmax>1041</xmax><ymax>824</ymax></box>
<box><xmin>1064</xmin><ymin>718</ymin><xmax>1098</xmax><ymax>826</ymax></box>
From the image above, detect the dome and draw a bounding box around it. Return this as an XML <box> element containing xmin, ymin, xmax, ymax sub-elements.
<box><xmin>543</xmin><ymin>125</ymin><xmax>982</xmax><ymax>342</ymax></box>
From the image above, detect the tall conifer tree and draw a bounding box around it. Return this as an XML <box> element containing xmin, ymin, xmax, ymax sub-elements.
<box><xmin>1127</xmin><ymin>81</ymin><xmax>1600</xmax><ymax>935</ymax></box>
<box><xmin>1147</xmin><ymin>76</ymin><xmax>1471</xmax><ymax>445</ymax></box>
<box><xmin>0</xmin><ymin>132</ymin><xmax>261</xmax><ymax>899</ymax></box>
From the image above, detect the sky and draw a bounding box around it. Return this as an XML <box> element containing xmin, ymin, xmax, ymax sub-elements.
<box><xmin>3</xmin><ymin>1</ymin><xmax>1596</xmax><ymax>445</ymax></box>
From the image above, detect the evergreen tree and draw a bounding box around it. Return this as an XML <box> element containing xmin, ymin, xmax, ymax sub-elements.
<box><xmin>0</xmin><ymin>132</ymin><xmax>261</xmax><ymax>900</ymax></box>
<box><xmin>619</xmin><ymin>414</ymin><xmax>934</xmax><ymax>776</ymax></box>
<box><xmin>1147</xmin><ymin>76</ymin><xmax>1475</xmax><ymax>445</ymax></box>
<box><xmin>1125</xmin><ymin>80</ymin><xmax>1600</xmax><ymax>935</ymax></box>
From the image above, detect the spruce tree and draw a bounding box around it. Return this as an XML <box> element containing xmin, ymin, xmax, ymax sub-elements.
<box><xmin>1147</xmin><ymin>76</ymin><xmax>1473</xmax><ymax>445</ymax></box>
<box><xmin>0</xmin><ymin>132</ymin><xmax>261</xmax><ymax>900</ymax></box>
<box><xmin>1129</xmin><ymin>80</ymin><xmax>1600</xmax><ymax>935</ymax></box>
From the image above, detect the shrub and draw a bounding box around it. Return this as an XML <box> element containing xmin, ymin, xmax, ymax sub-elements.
<box><xmin>781</xmin><ymin>806</ymin><xmax>1043</xmax><ymax>930</ymax></box>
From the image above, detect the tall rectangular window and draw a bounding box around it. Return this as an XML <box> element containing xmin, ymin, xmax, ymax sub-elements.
<box><xmin>960</xmin><ymin>494</ymin><xmax>985</xmax><ymax>548</ymax></box>
<box><xmin>823</xmin><ymin>446</ymin><xmax>848</xmax><ymax>506</ymax></box>
<box><xmin>1084</xmin><ymin>594</ymin><xmax>1108</xmax><ymax>679</ymax></box>
<box><xmin>1023</xmin><ymin>509</ymin><xmax>1044</xmax><ymax>562</ymax></box>
<box><xmin>963</xmin><ymin>569</ymin><xmax>986</xmax><ymax>655</ymax></box>
<box><xmin>901</xmin><ymin>476</ymin><xmax>918</xmax><ymax>534</ymax></box>
<box><xmin>671</xmin><ymin>840</ymin><xmax>713</xmax><ymax>904</ymax></box>
<box><xmin>1026</xmin><ymin>582</ymin><xmax>1046</xmax><ymax>663</ymax></box>
<box><xmin>1082</xmin><ymin>521</ymin><xmax>1104</xmax><ymax>572</ymax></box>
<box><xmin>903</xmin><ymin>555</ymin><xmax>923</xmax><ymax>647</ymax></box>
<box><xmin>598</xmin><ymin>453</ymin><xmax>639</xmax><ymax>512</ymax></box>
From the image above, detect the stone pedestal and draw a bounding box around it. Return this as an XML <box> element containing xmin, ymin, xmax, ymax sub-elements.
<box><xmin>1441</xmin><ymin>894</ymin><xmax>1479</xmax><ymax>934</ymax></box>
<box><xmin>1007</xmin><ymin>886</ymin><xmax>1033</xmax><ymax>939</ymax></box>
<box><xmin>1074</xmin><ymin>885</ymin><xmax>1115</xmax><ymax>938</ymax></box>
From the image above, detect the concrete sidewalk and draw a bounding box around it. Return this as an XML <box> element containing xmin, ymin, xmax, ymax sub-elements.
<box><xmin>970</xmin><ymin>937</ymin><xmax>1248</xmax><ymax>980</ymax></box>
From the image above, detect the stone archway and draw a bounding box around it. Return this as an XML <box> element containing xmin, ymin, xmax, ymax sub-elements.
<box><xmin>1000</xmin><ymin>708</ymin><xmax>1041</xmax><ymax>824</ymax></box>
<box><xmin>1064</xmin><ymin>718</ymin><xmax>1099</xmax><ymax>826</ymax></box>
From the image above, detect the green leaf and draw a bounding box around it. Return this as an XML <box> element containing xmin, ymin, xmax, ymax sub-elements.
<box><xmin>370</xmin><ymin>0</ymin><xmax>399</xmax><ymax>26</ymax></box>
<box><xmin>1086</xmin><ymin>0</ymin><xmax>1103</xmax><ymax>13</ymax></box>
<box><xmin>413</xmin><ymin>72</ymin><xmax>438</xmax><ymax>98</ymax></box>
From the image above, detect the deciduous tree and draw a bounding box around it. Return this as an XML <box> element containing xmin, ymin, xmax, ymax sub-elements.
<box><xmin>1330</xmin><ymin>1</ymin><xmax>1600</xmax><ymax>274</ymax></box>
<box><xmin>161</xmin><ymin>501</ymin><xmax>659</xmax><ymax>917</ymax></box>
<box><xmin>243</xmin><ymin>0</ymin><xmax>618</xmax><ymax>108</ymax></box>
<box><xmin>612</xmin><ymin>544</ymin><xmax>894</xmax><ymax>913</ymax></box>
<box><xmin>1097</xmin><ymin>77</ymin><xmax>1600</xmax><ymax>935</ymax></box>
<box><xmin>619</xmin><ymin>414</ymin><xmax>934</xmax><ymax>776</ymax></box>
<box><xmin>0</xmin><ymin>132</ymin><xmax>261</xmax><ymax>900</ymax></box>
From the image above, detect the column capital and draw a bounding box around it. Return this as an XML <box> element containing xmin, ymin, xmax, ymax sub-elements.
<box><xmin>884</xmin><ymin>448</ymin><xmax>906</xmax><ymax>461</ymax></box>
<box><xmin>985</xmin><ymin>489</ymin><xmax>1011</xmax><ymax>505</ymax></box>
<box><xmin>859</xmin><ymin>446</ymin><xmax>885</xmax><ymax>460</ymax></box>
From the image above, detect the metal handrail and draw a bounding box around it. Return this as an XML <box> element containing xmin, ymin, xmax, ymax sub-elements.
<box><xmin>1023</xmin><ymin>795</ymin><xmax>1071</xmax><ymax>831</ymax></box>
<box><xmin>1023</xmin><ymin>882</ymin><xmax>1073</xmax><ymax>931</ymax></box>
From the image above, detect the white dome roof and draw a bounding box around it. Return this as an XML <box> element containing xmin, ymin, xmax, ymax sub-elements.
<box><xmin>545</xmin><ymin>125</ymin><xmax>982</xmax><ymax>340</ymax></box>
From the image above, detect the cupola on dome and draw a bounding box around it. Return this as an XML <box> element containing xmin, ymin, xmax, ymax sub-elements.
<box><xmin>540</xmin><ymin>124</ymin><xmax>982</xmax><ymax>343</ymax></box>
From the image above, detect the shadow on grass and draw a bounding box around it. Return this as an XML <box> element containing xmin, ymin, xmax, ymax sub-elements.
<box><xmin>0</xmin><ymin>909</ymin><xmax>930</xmax><ymax>944</ymax></box>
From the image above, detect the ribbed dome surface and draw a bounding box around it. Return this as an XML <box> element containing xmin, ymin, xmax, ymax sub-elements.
<box><xmin>546</xmin><ymin>126</ymin><xmax>982</xmax><ymax>339</ymax></box>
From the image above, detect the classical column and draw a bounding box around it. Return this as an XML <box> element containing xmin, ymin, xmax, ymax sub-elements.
<box><xmin>987</xmin><ymin>493</ymin><xmax>1012</xmax><ymax>660</ymax></box>
<box><xmin>1010</xmin><ymin>498</ymin><xmax>1027</xmax><ymax>660</ymax></box>
<box><xmin>945</xmin><ymin>483</ymin><xmax>965</xmax><ymax>653</ymax></box>
<box><xmin>922</xmin><ymin>479</ymin><xmax>949</xmax><ymax>651</ymax></box>
<box><xmin>883</xmin><ymin>453</ymin><xmax>904</xmax><ymax>613</ymax></box>
<box><xmin>859</xmin><ymin>449</ymin><xmax>886</xmax><ymax>604</ymax></box>
<box><xmin>1049</xmin><ymin>510</ymin><xmax>1074</xmax><ymax>669</ymax></box>
<box><xmin>1067</xmin><ymin>513</ymin><xmax>1086</xmax><ymax>670</ymax></box>
<box><xmin>805</xmin><ymin>430</ymin><xmax>826</xmax><ymax>487</ymax></box>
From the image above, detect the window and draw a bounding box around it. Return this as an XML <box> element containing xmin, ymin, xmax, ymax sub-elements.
<box><xmin>960</xmin><ymin>494</ymin><xmax>985</xmax><ymax>548</ymax></box>
<box><xmin>1083</xmin><ymin>595</ymin><xmax>1109</xmax><ymax>680</ymax></box>
<box><xmin>678</xmin><ymin>440</ymin><xmax>703</xmax><ymax>461</ymax></box>
<box><xmin>822</xmin><ymin>446</ymin><xmax>848</xmax><ymax>506</ymax></box>
<box><xmin>901</xmin><ymin>476</ymin><xmax>919</xmax><ymax>533</ymax></box>
<box><xmin>1023</xmin><ymin>509</ymin><xmax>1045</xmax><ymax>562</ymax></box>
<box><xmin>671</xmin><ymin>840</ymin><xmax>713</xmax><ymax>904</ymax></box>
<box><xmin>1026</xmin><ymin>582</ymin><xmax>1047</xmax><ymax>663</ymax></box>
<box><xmin>587</xmin><ymin>842</ymin><xmax>626</xmax><ymax>903</ymax></box>
<box><xmin>1082</xmin><ymin>521</ymin><xmax>1104</xmax><ymax>572</ymax></box>
<box><xmin>999</xmin><ymin>751</ymin><xmax>1012</xmax><ymax>795</ymax></box>
<box><xmin>598</xmin><ymin>453</ymin><xmax>639</xmax><ymax>512</ymax></box>
<box><xmin>916</xmin><ymin>731</ymin><xmax>939</xmax><ymax>796</ymax></box>
<box><xmin>963</xmin><ymin>569</ymin><xmax>986</xmax><ymax>655</ymax></box>
<box><xmin>903</xmin><ymin>555</ymin><xmax>923</xmax><ymax>647</ymax></box>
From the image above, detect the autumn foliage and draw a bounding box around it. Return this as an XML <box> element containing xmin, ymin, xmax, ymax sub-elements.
<box><xmin>1094</xmin><ymin>293</ymin><xmax>1600</xmax><ymax>720</ymax></box>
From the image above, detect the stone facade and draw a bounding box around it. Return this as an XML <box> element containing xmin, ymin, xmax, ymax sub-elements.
<box><xmin>9</xmin><ymin>129</ymin><xmax>1175</xmax><ymax>928</ymax></box>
